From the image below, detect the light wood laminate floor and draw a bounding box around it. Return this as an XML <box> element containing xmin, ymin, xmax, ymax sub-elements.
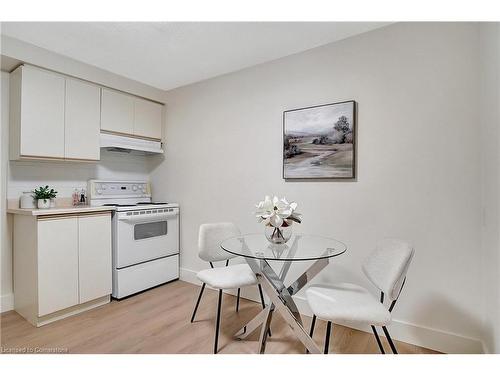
<box><xmin>0</xmin><ymin>280</ymin><xmax>439</xmax><ymax>354</ymax></box>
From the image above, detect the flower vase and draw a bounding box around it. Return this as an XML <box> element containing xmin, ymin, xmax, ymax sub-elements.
<box><xmin>265</xmin><ymin>225</ymin><xmax>292</xmax><ymax>244</ymax></box>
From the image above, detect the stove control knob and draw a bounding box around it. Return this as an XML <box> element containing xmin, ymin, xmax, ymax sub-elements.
<box><xmin>96</xmin><ymin>189</ymin><xmax>102</xmax><ymax>195</ymax></box>
<box><xmin>132</xmin><ymin>185</ymin><xmax>138</xmax><ymax>191</ymax></box>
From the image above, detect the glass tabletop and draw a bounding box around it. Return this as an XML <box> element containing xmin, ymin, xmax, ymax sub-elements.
<box><xmin>220</xmin><ymin>233</ymin><xmax>347</xmax><ymax>261</ymax></box>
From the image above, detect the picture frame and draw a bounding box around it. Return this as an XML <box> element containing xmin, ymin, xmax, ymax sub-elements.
<box><xmin>283</xmin><ymin>100</ymin><xmax>356</xmax><ymax>180</ymax></box>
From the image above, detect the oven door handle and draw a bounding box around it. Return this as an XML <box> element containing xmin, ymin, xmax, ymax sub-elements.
<box><xmin>118</xmin><ymin>212</ymin><xmax>178</xmax><ymax>223</ymax></box>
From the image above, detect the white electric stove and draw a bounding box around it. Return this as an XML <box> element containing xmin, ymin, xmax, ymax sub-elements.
<box><xmin>88</xmin><ymin>180</ymin><xmax>179</xmax><ymax>299</ymax></box>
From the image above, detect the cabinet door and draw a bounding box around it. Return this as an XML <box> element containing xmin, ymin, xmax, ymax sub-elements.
<box><xmin>101</xmin><ymin>88</ymin><xmax>134</xmax><ymax>135</ymax></box>
<box><xmin>65</xmin><ymin>78</ymin><xmax>101</xmax><ymax>160</ymax></box>
<box><xmin>134</xmin><ymin>98</ymin><xmax>163</xmax><ymax>139</ymax></box>
<box><xmin>78</xmin><ymin>214</ymin><xmax>112</xmax><ymax>303</ymax></box>
<box><xmin>37</xmin><ymin>217</ymin><xmax>79</xmax><ymax>316</ymax></box>
<box><xmin>20</xmin><ymin>66</ymin><xmax>65</xmax><ymax>158</ymax></box>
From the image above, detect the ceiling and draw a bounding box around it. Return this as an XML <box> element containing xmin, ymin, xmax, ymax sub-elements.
<box><xmin>1</xmin><ymin>22</ymin><xmax>389</xmax><ymax>91</ymax></box>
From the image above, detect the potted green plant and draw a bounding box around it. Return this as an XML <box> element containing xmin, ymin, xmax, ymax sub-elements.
<box><xmin>32</xmin><ymin>185</ymin><xmax>57</xmax><ymax>209</ymax></box>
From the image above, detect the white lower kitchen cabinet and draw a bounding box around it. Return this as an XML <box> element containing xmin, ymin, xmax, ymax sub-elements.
<box><xmin>78</xmin><ymin>215</ymin><xmax>112</xmax><ymax>303</ymax></box>
<box><xmin>13</xmin><ymin>211</ymin><xmax>112</xmax><ymax>327</ymax></box>
<box><xmin>38</xmin><ymin>217</ymin><xmax>79</xmax><ymax>316</ymax></box>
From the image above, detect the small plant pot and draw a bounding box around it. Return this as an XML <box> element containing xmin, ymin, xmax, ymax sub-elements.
<box><xmin>50</xmin><ymin>198</ymin><xmax>56</xmax><ymax>208</ymax></box>
<box><xmin>37</xmin><ymin>199</ymin><xmax>51</xmax><ymax>209</ymax></box>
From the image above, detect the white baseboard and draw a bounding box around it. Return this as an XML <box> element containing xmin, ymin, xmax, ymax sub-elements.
<box><xmin>180</xmin><ymin>267</ymin><xmax>484</xmax><ymax>354</ymax></box>
<box><xmin>0</xmin><ymin>293</ymin><xmax>14</xmax><ymax>313</ymax></box>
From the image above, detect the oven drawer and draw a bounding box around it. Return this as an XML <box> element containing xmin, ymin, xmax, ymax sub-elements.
<box><xmin>112</xmin><ymin>254</ymin><xmax>179</xmax><ymax>299</ymax></box>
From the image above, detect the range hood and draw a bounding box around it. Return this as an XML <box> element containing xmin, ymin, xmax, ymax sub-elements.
<box><xmin>100</xmin><ymin>132</ymin><xmax>164</xmax><ymax>154</ymax></box>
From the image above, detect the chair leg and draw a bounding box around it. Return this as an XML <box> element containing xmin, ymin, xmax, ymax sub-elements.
<box><xmin>371</xmin><ymin>325</ymin><xmax>385</xmax><ymax>354</ymax></box>
<box><xmin>214</xmin><ymin>289</ymin><xmax>223</xmax><ymax>354</ymax></box>
<box><xmin>190</xmin><ymin>283</ymin><xmax>206</xmax><ymax>323</ymax></box>
<box><xmin>236</xmin><ymin>288</ymin><xmax>240</xmax><ymax>312</ymax></box>
<box><xmin>306</xmin><ymin>315</ymin><xmax>317</xmax><ymax>354</ymax></box>
<box><xmin>257</xmin><ymin>284</ymin><xmax>272</xmax><ymax>337</ymax></box>
<box><xmin>309</xmin><ymin>315</ymin><xmax>317</xmax><ymax>337</ymax></box>
<box><xmin>257</xmin><ymin>284</ymin><xmax>266</xmax><ymax>309</ymax></box>
<box><xmin>382</xmin><ymin>326</ymin><xmax>398</xmax><ymax>354</ymax></box>
<box><xmin>324</xmin><ymin>321</ymin><xmax>332</xmax><ymax>354</ymax></box>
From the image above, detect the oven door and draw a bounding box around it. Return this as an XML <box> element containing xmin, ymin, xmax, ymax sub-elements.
<box><xmin>115</xmin><ymin>208</ymin><xmax>179</xmax><ymax>269</ymax></box>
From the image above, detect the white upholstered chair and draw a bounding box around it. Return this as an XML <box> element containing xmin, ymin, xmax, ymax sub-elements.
<box><xmin>306</xmin><ymin>239</ymin><xmax>415</xmax><ymax>354</ymax></box>
<box><xmin>190</xmin><ymin>222</ymin><xmax>267</xmax><ymax>354</ymax></box>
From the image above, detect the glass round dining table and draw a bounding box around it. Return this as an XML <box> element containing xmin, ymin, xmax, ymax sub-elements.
<box><xmin>220</xmin><ymin>233</ymin><xmax>347</xmax><ymax>354</ymax></box>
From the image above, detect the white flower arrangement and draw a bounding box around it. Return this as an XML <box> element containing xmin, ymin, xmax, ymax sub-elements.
<box><xmin>255</xmin><ymin>196</ymin><xmax>302</xmax><ymax>243</ymax></box>
<box><xmin>255</xmin><ymin>196</ymin><xmax>302</xmax><ymax>228</ymax></box>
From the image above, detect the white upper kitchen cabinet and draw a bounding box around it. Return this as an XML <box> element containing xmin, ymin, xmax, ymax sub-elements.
<box><xmin>134</xmin><ymin>97</ymin><xmax>163</xmax><ymax>140</ymax></box>
<box><xmin>10</xmin><ymin>64</ymin><xmax>163</xmax><ymax>161</ymax></box>
<box><xmin>101</xmin><ymin>89</ymin><xmax>163</xmax><ymax>140</ymax></box>
<box><xmin>10</xmin><ymin>65</ymin><xmax>66</xmax><ymax>159</ymax></box>
<box><xmin>78</xmin><ymin>214</ymin><xmax>112</xmax><ymax>304</ymax></box>
<box><xmin>100</xmin><ymin>88</ymin><xmax>134</xmax><ymax>135</ymax></box>
<box><xmin>65</xmin><ymin>78</ymin><xmax>101</xmax><ymax>160</ymax></box>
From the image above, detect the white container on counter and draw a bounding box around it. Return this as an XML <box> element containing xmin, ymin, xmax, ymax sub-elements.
<box><xmin>20</xmin><ymin>192</ymin><xmax>36</xmax><ymax>209</ymax></box>
<box><xmin>37</xmin><ymin>199</ymin><xmax>51</xmax><ymax>209</ymax></box>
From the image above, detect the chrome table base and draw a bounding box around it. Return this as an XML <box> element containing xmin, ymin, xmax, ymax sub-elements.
<box><xmin>234</xmin><ymin>237</ymin><xmax>330</xmax><ymax>354</ymax></box>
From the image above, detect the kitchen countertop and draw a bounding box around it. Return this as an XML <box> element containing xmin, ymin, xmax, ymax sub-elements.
<box><xmin>7</xmin><ymin>205</ymin><xmax>115</xmax><ymax>216</ymax></box>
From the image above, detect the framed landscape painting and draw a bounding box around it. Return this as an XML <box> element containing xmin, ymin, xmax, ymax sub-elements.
<box><xmin>283</xmin><ymin>100</ymin><xmax>356</xmax><ymax>179</ymax></box>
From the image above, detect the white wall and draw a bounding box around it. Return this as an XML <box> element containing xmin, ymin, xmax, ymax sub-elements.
<box><xmin>7</xmin><ymin>151</ymin><xmax>152</xmax><ymax>200</ymax></box>
<box><xmin>151</xmin><ymin>23</ymin><xmax>484</xmax><ymax>353</ymax></box>
<box><xmin>479</xmin><ymin>23</ymin><xmax>500</xmax><ymax>354</ymax></box>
